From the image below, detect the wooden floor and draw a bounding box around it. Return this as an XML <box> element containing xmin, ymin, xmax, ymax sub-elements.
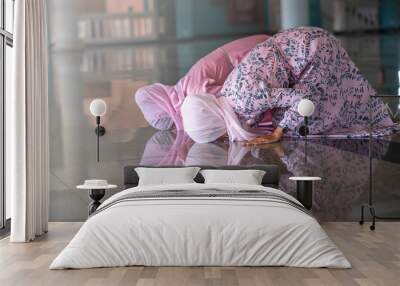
<box><xmin>0</xmin><ymin>222</ymin><xmax>399</xmax><ymax>286</ymax></box>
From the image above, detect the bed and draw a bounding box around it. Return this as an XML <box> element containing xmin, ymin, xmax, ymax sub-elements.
<box><xmin>50</xmin><ymin>165</ymin><xmax>350</xmax><ymax>269</ymax></box>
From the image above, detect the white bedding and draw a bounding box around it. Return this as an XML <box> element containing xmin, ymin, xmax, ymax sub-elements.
<box><xmin>50</xmin><ymin>183</ymin><xmax>350</xmax><ymax>269</ymax></box>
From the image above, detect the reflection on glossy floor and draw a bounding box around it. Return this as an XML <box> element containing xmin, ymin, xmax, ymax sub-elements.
<box><xmin>49</xmin><ymin>33</ymin><xmax>400</xmax><ymax>222</ymax></box>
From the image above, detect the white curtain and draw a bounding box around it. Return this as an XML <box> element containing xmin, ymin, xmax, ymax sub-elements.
<box><xmin>7</xmin><ymin>0</ymin><xmax>49</xmax><ymax>242</ymax></box>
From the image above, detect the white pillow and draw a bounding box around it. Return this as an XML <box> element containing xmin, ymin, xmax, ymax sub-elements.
<box><xmin>200</xmin><ymin>169</ymin><xmax>266</xmax><ymax>185</ymax></box>
<box><xmin>135</xmin><ymin>167</ymin><xmax>201</xmax><ymax>186</ymax></box>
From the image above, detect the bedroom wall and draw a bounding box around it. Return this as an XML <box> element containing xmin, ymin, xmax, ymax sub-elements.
<box><xmin>46</xmin><ymin>0</ymin><xmax>400</xmax><ymax>222</ymax></box>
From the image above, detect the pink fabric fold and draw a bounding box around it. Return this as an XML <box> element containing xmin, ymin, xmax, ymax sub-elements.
<box><xmin>135</xmin><ymin>35</ymin><xmax>269</xmax><ymax>130</ymax></box>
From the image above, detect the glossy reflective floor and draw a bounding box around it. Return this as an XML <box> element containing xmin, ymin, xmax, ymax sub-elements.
<box><xmin>48</xmin><ymin>33</ymin><xmax>400</xmax><ymax>222</ymax></box>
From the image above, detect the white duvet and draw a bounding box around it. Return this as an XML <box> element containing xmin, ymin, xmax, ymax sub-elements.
<box><xmin>50</xmin><ymin>183</ymin><xmax>350</xmax><ymax>269</ymax></box>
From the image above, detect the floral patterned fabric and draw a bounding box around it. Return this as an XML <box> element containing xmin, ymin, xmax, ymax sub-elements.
<box><xmin>220</xmin><ymin>27</ymin><xmax>394</xmax><ymax>136</ymax></box>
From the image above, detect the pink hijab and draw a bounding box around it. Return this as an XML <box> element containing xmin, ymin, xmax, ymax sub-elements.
<box><xmin>135</xmin><ymin>35</ymin><xmax>269</xmax><ymax>130</ymax></box>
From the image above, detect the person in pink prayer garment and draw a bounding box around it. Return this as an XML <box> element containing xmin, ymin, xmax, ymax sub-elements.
<box><xmin>181</xmin><ymin>27</ymin><xmax>396</xmax><ymax>144</ymax></box>
<box><xmin>135</xmin><ymin>35</ymin><xmax>270</xmax><ymax>131</ymax></box>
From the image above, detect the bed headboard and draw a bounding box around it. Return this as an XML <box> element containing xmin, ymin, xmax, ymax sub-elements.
<box><xmin>123</xmin><ymin>165</ymin><xmax>280</xmax><ymax>189</ymax></box>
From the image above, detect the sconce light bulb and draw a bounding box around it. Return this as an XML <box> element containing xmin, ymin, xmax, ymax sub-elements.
<box><xmin>90</xmin><ymin>99</ymin><xmax>107</xmax><ymax>117</ymax></box>
<box><xmin>297</xmin><ymin>99</ymin><xmax>315</xmax><ymax>117</ymax></box>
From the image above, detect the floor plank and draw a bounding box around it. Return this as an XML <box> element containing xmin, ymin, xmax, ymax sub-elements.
<box><xmin>0</xmin><ymin>222</ymin><xmax>399</xmax><ymax>286</ymax></box>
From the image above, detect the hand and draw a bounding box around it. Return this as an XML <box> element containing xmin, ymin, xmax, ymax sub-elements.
<box><xmin>243</xmin><ymin>127</ymin><xmax>284</xmax><ymax>146</ymax></box>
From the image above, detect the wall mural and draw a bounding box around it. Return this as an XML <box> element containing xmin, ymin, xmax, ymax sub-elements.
<box><xmin>46</xmin><ymin>0</ymin><xmax>400</xmax><ymax>221</ymax></box>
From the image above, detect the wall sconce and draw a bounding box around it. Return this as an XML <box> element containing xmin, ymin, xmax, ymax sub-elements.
<box><xmin>89</xmin><ymin>99</ymin><xmax>107</xmax><ymax>162</ymax></box>
<box><xmin>297</xmin><ymin>99</ymin><xmax>315</xmax><ymax>137</ymax></box>
<box><xmin>298</xmin><ymin>99</ymin><xmax>315</xmax><ymax>164</ymax></box>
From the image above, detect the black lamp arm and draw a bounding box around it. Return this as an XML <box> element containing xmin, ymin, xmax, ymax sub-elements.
<box><xmin>94</xmin><ymin>116</ymin><xmax>106</xmax><ymax>162</ymax></box>
<box><xmin>298</xmin><ymin>116</ymin><xmax>309</xmax><ymax>137</ymax></box>
<box><xmin>94</xmin><ymin>116</ymin><xmax>106</xmax><ymax>136</ymax></box>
